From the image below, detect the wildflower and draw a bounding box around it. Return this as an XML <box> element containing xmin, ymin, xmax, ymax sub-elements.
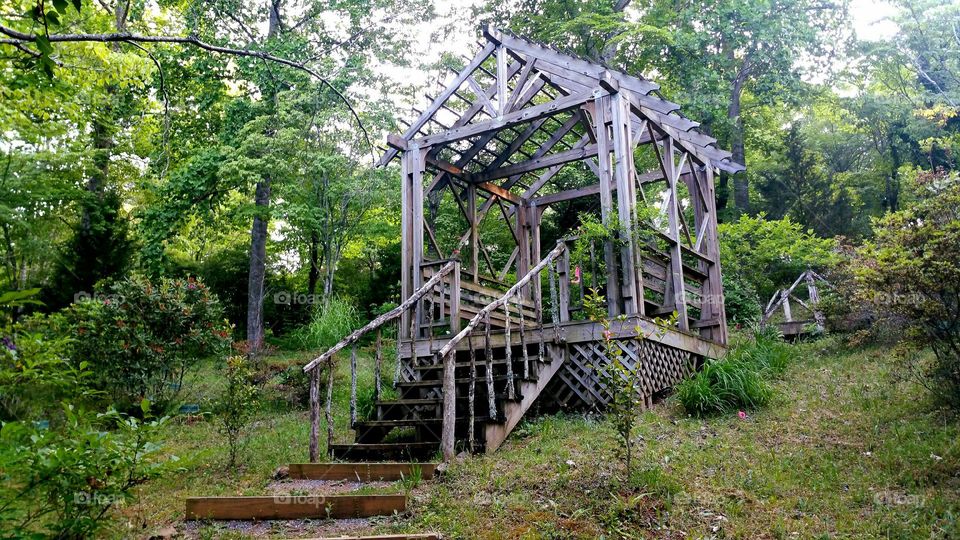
<box><xmin>602</xmin><ymin>329</ymin><xmax>614</xmax><ymax>340</ymax></box>
<box><xmin>737</xmin><ymin>410</ymin><xmax>747</xmax><ymax>420</ymax></box>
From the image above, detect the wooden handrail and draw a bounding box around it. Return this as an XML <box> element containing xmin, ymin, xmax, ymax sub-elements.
<box><xmin>302</xmin><ymin>260</ymin><xmax>458</xmax><ymax>373</ymax></box>
<box><xmin>438</xmin><ymin>240</ymin><xmax>567</xmax><ymax>461</ymax></box>
<box><xmin>437</xmin><ymin>241</ymin><xmax>567</xmax><ymax>359</ymax></box>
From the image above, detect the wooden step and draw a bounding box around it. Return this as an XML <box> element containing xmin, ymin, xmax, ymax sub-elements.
<box><xmin>356</xmin><ymin>416</ymin><xmax>494</xmax><ymax>429</ymax></box>
<box><xmin>288</xmin><ymin>462</ymin><xmax>436</xmax><ymax>481</ymax></box>
<box><xmin>185</xmin><ymin>494</ymin><xmax>405</xmax><ymax>520</ymax></box>
<box><xmin>329</xmin><ymin>442</ymin><xmax>439</xmax><ymax>461</ymax></box>
<box><xmin>297</xmin><ymin>535</ymin><xmax>440</xmax><ymax>540</ymax></box>
<box><xmin>396</xmin><ymin>375</ymin><xmax>536</xmax><ymax>387</ymax></box>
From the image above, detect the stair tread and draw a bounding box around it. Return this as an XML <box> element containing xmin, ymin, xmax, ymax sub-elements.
<box><xmin>414</xmin><ymin>358</ymin><xmax>547</xmax><ymax>370</ymax></box>
<box><xmin>356</xmin><ymin>416</ymin><xmax>495</xmax><ymax>427</ymax></box>
<box><xmin>397</xmin><ymin>375</ymin><xmax>537</xmax><ymax>387</ymax></box>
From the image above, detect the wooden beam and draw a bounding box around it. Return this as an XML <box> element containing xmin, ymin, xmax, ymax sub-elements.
<box><xmin>379</xmin><ymin>42</ymin><xmax>496</xmax><ymax>166</ymax></box>
<box><xmin>473</xmin><ymin>141</ymin><xmax>602</xmax><ymax>183</ymax></box>
<box><xmin>185</xmin><ymin>495</ymin><xmax>407</xmax><ymax>520</ymax></box>
<box><xmin>412</xmin><ymin>91</ymin><xmax>596</xmax><ymax>149</ymax></box>
<box><xmin>288</xmin><ymin>462</ymin><xmax>437</xmax><ymax>481</ymax></box>
<box><xmin>476</xmin><ymin>181</ymin><xmax>521</xmax><ymax>204</ymax></box>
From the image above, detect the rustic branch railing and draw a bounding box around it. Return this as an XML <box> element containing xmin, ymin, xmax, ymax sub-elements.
<box><xmin>436</xmin><ymin>240</ymin><xmax>568</xmax><ymax>461</ymax></box>
<box><xmin>303</xmin><ymin>259</ymin><xmax>459</xmax><ymax>462</ymax></box>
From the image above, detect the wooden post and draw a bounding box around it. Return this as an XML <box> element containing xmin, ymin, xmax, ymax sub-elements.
<box><xmin>468</xmin><ymin>183</ymin><xmax>479</xmax><ymax>283</ymax></box>
<box><xmin>325</xmin><ymin>360</ymin><xmax>334</xmax><ymax>456</ymax></box>
<box><xmin>441</xmin><ymin>349</ymin><xmax>456</xmax><ymax>462</ymax></box>
<box><xmin>516</xmin><ymin>201</ymin><xmax>530</xmax><ymax>298</ymax></box>
<box><xmin>349</xmin><ymin>345</ymin><xmax>357</xmax><ymax>427</ymax></box>
<box><xmin>400</xmin><ymin>151</ymin><xmax>412</xmax><ymax>338</ymax></box>
<box><xmin>374</xmin><ymin>329</ymin><xmax>382</xmax><ymax>418</ymax></box>
<box><xmin>611</xmin><ymin>92</ymin><xmax>641</xmax><ymax>315</ymax></box>
<box><xmin>782</xmin><ymin>293</ymin><xmax>793</xmax><ymax>322</ymax></box>
<box><xmin>411</xmin><ymin>146</ymin><xmax>425</xmax><ymax>330</ymax></box>
<box><xmin>701</xmin><ymin>166</ymin><xmax>727</xmax><ymax>343</ymax></box>
<box><xmin>530</xmin><ymin>202</ymin><xmax>542</xmax><ymax>318</ymax></box>
<box><xmin>309</xmin><ymin>368</ymin><xmax>319</xmax><ymax>462</ymax></box>
<box><xmin>659</xmin><ymin>137</ymin><xmax>690</xmax><ymax>331</ymax></box>
<box><xmin>594</xmin><ymin>94</ymin><xmax>621</xmax><ymax>316</ymax></box>
<box><xmin>484</xmin><ymin>314</ymin><xmax>496</xmax><ymax>418</ymax></box>
<box><xmin>558</xmin><ymin>247</ymin><xmax>571</xmax><ymax>322</ymax></box>
<box><xmin>450</xmin><ymin>260</ymin><xmax>461</xmax><ymax>333</ymax></box>
<box><xmin>467</xmin><ymin>333</ymin><xmax>477</xmax><ymax>452</ymax></box>
<box><xmin>504</xmin><ymin>299</ymin><xmax>515</xmax><ymax>400</ymax></box>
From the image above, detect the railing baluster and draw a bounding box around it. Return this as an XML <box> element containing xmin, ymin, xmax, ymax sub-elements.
<box><xmin>549</xmin><ymin>261</ymin><xmax>560</xmax><ymax>341</ymax></box>
<box><xmin>467</xmin><ymin>332</ymin><xmax>476</xmax><ymax>452</ymax></box>
<box><xmin>350</xmin><ymin>344</ymin><xmax>358</xmax><ymax>427</ymax></box>
<box><xmin>309</xmin><ymin>368</ymin><xmax>319</xmax><ymax>462</ymax></box>
<box><xmin>374</xmin><ymin>328</ymin><xmax>383</xmax><ymax>417</ymax></box>
<box><xmin>517</xmin><ymin>291</ymin><xmax>530</xmax><ymax>378</ymax></box>
<box><xmin>325</xmin><ymin>359</ymin><xmax>334</xmax><ymax>456</ymax></box>
<box><xmin>504</xmin><ymin>297</ymin><xmax>515</xmax><ymax>400</ymax></box>
<box><xmin>394</xmin><ymin>318</ymin><xmax>402</xmax><ymax>388</ymax></box>
<box><xmin>484</xmin><ymin>313</ymin><xmax>496</xmax><ymax>419</ymax></box>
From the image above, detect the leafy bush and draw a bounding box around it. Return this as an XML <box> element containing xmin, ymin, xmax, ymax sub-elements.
<box><xmin>64</xmin><ymin>275</ymin><xmax>232</xmax><ymax>411</ymax></box>
<box><xmin>675</xmin><ymin>357</ymin><xmax>772</xmax><ymax>416</ymax></box>
<box><xmin>291</xmin><ymin>297</ymin><xmax>360</xmax><ymax>350</ymax></box>
<box><xmin>722</xmin><ymin>272</ymin><xmax>762</xmax><ymax>326</ymax></box>
<box><xmin>675</xmin><ymin>328</ymin><xmax>791</xmax><ymax>416</ymax></box>
<box><xmin>855</xmin><ymin>174</ymin><xmax>960</xmax><ymax>408</ymax></box>
<box><xmin>0</xmin><ymin>403</ymin><xmax>170</xmax><ymax>539</ymax></box>
<box><xmin>719</xmin><ymin>214</ymin><xmax>839</xmax><ymax>305</ymax></box>
<box><xmin>215</xmin><ymin>356</ymin><xmax>258</xmax><ymax>469</ymax></box>
<box><xmin>0</xmin><ymin>329</ymin><xmax>93</xmax><ymax>422</ymax></box>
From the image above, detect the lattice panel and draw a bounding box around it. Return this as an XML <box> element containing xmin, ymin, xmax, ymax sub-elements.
<box><xmin>543</xmin><ymin>338</ymin><xmax>695</xmax><ymax>410</ymax></box>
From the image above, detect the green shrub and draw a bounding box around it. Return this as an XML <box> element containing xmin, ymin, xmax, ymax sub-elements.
<box><xmin>215</xmin><ymin>356</ymin><xmax>259</xmax><ymax>469</ymax></box>
<box><xmin>0</xmin><ymin>329</ymin><xmax>94</xmax><ymax>422</ymax></box>
<box><xmin>0</xmin><ymin>403</ymin><xmax>170</xmax><ymax>538</ymax></box>
<box><xmin>855</xmin><ymin>175</ymin><xmax>960</xmax><ymax>408</ymax></box>
<box><xmin>291</xmin><ymin>297</ymin><xmax>360</xmax><ymax>350</ymax></box>
<box><xmin>64</xmin><ymin>275</ymin><xmax>232</xmax><ymax>411</ymax></box>
<box><xmin>675</xmin><ymin>357</ymin><xmax>773</xmax><ymax>416</ymax></box>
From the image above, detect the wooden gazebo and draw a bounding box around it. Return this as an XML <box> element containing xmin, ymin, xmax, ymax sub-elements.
<box><xmin>304</xmin><ymin>26</ymin><xmax>741</xmax><ymax>462</ymax></box>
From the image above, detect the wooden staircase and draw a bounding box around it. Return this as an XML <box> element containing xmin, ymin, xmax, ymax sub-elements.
<box><xmin>332</xmin><ymin>336</ymin><xmax>565</xmax><ymax>460</ymax></box>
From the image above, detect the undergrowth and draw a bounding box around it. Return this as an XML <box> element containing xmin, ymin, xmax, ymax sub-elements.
<box><xmin>675</xmin><ymin>326</ymin><xmax>793</xmax><ymax>415</ymax></box>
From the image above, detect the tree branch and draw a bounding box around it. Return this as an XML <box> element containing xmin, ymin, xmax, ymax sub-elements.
<box><xmin>0</xmin><ymin>23</ymin><xmax>376</xmax><ymax>162</ymax></box>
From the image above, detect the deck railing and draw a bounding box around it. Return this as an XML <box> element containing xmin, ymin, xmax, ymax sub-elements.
<box><xmin>302</xmin><ymin>259</ymin><xmax>460</xmax><ymax>461</ymax></box>
<box><xmin>435</xmin><ymin>240</ymin><xmax>569</xmax><ymax>460</ymax></box>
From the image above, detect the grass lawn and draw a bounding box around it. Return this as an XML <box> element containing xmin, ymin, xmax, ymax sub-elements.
<box><xmin>123</xmin><ymin>336</ymin><xmax>960</xmax><ymax>539</ymax></box>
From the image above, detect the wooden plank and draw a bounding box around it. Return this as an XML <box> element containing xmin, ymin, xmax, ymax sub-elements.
<box><xmin>184</xmin><ymin>495</ymin><xmax>407</xmax><ymax>520</ymax></box>
<box><xmin>473</xmin><ymin>141</ymin><xmax>602</xmax><ymax>183</ymax></box>
<box><xmin>300</xmin><ymin>535</ymin><xmax>440</xmax><ymax>540</ymax></box>
<box><xmin>288</xmin><ymin>463</ymin><xmax>437</xmax><ymax>481</ymax></box>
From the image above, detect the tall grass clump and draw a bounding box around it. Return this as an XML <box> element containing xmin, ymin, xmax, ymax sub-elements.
<box><xmin>293</xmin><ymin>297</ymin><xmax>360</xmax><ymax>350</ymax></box>
<box><xmin>675</xmin><ymin>327</ymin><xmax>792</xmax><ymax>416</ymax></box>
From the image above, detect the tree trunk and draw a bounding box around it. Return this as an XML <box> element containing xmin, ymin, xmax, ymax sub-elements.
<box><xmin>308</xmin><ymin>231</ymin><xmax>320</xmax><ymax>296</ymax></box>
<box><xmin>246</xmin><ymin>178</ymin><xmax>271</xmax><ymax>354</ymax></box>
<box><xmin>728</xmin><ymin>76</ymin><xmax>748</xmax><ymax>212</ymax></box>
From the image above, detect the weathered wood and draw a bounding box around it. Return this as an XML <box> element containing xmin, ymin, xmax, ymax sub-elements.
<box><xmin>185</xmin><ymin>495</ymin><xmax>407</xmax><ymax>520</ymax></box>
<box><xmin>437</xmin><ymin>241</ymin><xmax>567</xmax><ymax>359</ymax></box>
<box><xmin>288</xmin><ymin>462</ymin><xmax>437</xmax><ymax>481</ymax></box>
<box><xmin>325</xmin><ymin>360</ymin><xmax>334</xmax><ymax>455</ymax></box>
<box><xmin>374</xmin><ymin>329</ymin><xmax>383</xmax><ymax>416</ymax></box>
<box><xmin>303</xmin><ymin>260</ymin><xmax>456</xmax><ymax>372</ymax></box>
<box><xmin>309</xmin><ymin>369</ymin><xmax>319</xmax><ymax>462</ymax></box>
<box><xmin>412</xmin><ymin>91</ymin><xmax>596</xmax><ymax>149</ymax></box>
<box><xmin>350</xmin><ymin>344</ymin><xmax>358</xmax><ymax>427</ymax></box>
<box><xmin>378</xmin><ymin>42</ymin><xmax>496</xmax><ymax>166</ymax></box>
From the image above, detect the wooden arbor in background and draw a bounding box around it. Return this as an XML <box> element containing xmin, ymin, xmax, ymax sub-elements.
<box><xmin>381</xmin><ymin>26</ymin><xmax>743</xmax><ymax>346</ymax></box>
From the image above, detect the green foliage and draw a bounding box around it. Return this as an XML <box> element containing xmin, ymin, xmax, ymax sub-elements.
<box><xmin>0</xmin><ymin>327</ymin><xmax>92</xmax><ymax>422</ymax></box>
<box><xmin>721</xmin><ymin>272</ymin><xmax>762</xmax><ymax>326</ymax></box>
<box><xmin>719</xmin><ymin>214</ymin><xmax>839</xmax><ymax>303</ymax></box>
<box><xmin>63</xmin><ymin>275</ymin><xmax>231</xmax><ymax>411</ymax></box>
<box><xmin>215</xmin><ymin>356</ymin><xmax>259</xmax><ymax>470</ymax></box>
<box><xmin>0</xmin><ymin>403</ymin><xmax>171</xmax><ymax>539</ymax></box>
<box><xmin>855</xmin><ymin>174</ymin><xmax>960</xmax><ymax>408</ymax></box>
<box><xmin>675</xmin><ymin>329</ymin><xmax>791</xmax><ymax>416</ymax></box>
<box><xmin>291</xmin><ymin>297</ymin><xmax>360</xmax><ymax>351</ymax></box>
